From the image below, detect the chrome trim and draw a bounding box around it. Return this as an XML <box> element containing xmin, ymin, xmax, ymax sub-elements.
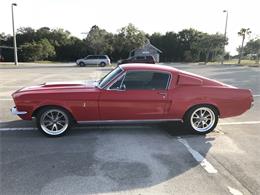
<box><xmin>107</xmin><ymin>73</ymin><xmax>126</xmax><ymax>91</ymax></box>
<box><xmin>78</xmin><ymin>119</ymin><xmax>183</xmax><ymax>124</ymax></box>
<box><xmin>251</xmin><ymin>101</ymin><xmax>254</xmax><ymax>108</ymax></box>
<box><xmin>10</xmin><ymin>107</ymin><xmax>27</xmax><ymax>115</ymax></box>
<box><xmin>99</xmin><ymin>66</ymin><xmax>124</xmax><ymax>89</ymax></box>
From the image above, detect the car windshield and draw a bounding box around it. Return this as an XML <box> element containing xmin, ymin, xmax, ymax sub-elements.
<box><xmin>98</xmin><ymin>67</ymin><xmax>123</xmax><ymax>88</ymax></box>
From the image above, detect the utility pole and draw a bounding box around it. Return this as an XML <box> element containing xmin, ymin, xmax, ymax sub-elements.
<box><xmin>221</xmin><ymin>10</ymin><xmax>228</xmax><ymax>64</ymax></box>
<box><xmin>11</xmin><ymin>3</ymin><xmax>18</xmax><ymax>66</ymax></box>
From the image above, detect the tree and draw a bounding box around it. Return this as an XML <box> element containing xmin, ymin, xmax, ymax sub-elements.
<box><xmin>244</xmin><ymin>38</ymin><xmax>260</xmax><ymax>64</ymax></box>
<box><xmin>177</xmin><ymin>28</ymin><xmax>204</xmax><ymax>61</ymax></box>
<box><xmin>20</xmin><ymin>38</ymin><xmax>55</xmax><ymax>61</ymax></box>
<box><xmin>192</xmin><ymin>33</ymin><xmax>226</xmax><ymax>64</ymax></box>
<box><xmin>114</xmin><ymin>23</ymin><xmax>147</xmax><ymax>59</ymax></box>
<box><xmin>238</xmin><ymin>28</ymin><xmax>252</xmax><ymax>64</ymax></box>
<box><xmin>84</xmin><ymin>25</ymin><xmax>113</xmax><ymax>55</ymax></box>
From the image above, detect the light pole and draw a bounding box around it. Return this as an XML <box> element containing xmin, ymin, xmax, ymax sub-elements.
<box><xmin>221</xmin><ymin>10</ymin><xmax>228</xmax><ymax>64</ymax></box>
<box><xmin>11</xmin><ymin>3</ymin><xmax>18</xmax><ymax>66</ymax></box>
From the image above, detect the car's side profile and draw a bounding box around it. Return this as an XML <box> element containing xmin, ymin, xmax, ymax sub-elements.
<box><xmin>76</xmin><ymin>55</ymin><xmax>111</xmax><ymax>67</ymax></box>
<box><xmin>11</xmin><ymin>64</ymin><xmax>254</xmax><ymax>137</ymax></box>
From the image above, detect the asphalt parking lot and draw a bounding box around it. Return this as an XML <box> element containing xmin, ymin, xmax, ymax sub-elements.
<box><xmin>0</xmin><ymin>63</ymin><xmax>259</xmax><ymax>195</ymax></box>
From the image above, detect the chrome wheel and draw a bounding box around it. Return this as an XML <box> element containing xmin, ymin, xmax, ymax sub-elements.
<box><xmin>190</xmin><ymin>107</ymin><xmax>215</xmax><ymax>132</ymax></box>
<box><xmin>40</xmin><ymin>109</ymin><xmax>69</xmax><ymax>136</ymax></box>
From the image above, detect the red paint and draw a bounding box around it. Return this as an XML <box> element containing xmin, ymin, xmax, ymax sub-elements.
<box><xmin>12</xmin><ymin>64</ymin><xmax>254</xmax><ymax>122</ymax></box>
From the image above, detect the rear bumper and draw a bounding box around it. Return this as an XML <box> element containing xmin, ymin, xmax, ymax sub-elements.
<box><xmin>10</xmin><ymin>106</ymin><xmax>27</xmax><ymax>115</ymax></box>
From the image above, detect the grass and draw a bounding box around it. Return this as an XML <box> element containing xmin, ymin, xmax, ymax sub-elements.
<box><xmin>203</xmin><ymin>59</ymin><xmax>259</xmax><ymax>67</ymax></box>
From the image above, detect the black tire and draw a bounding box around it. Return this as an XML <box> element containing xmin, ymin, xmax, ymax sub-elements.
<box><xmin>36</xmin><ymin>107</ymin><xmax>72</xmax><ymax>137</ymax></box>
<box><xmin>184</xmin><ymin>105</ymin><xmax>218</xmax><ymax>134</ymax></box>
<box><xmin>99</xmin><ymin>62</ymin><xmax>106</xmax><ymax>67</ymax></box>
<box><xmin>79</xmin><ymin>62</ymin><xmax>85</xmax><ymax>67</ymax></box>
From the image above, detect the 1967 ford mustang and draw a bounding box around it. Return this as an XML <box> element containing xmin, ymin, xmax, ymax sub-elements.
<box><xmin>11</xmin><ymin>64</ymin><xmax>254</xmax><ymax>136</ymax></box>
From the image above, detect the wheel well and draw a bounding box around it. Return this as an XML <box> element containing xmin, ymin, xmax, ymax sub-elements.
<box><xmin>183</xmin><ymin>104</ymin><xmax>220</xmax><ymax>119</ymax></box>
<box><xmin>32</xmin><ymin>105</ymin><xmax>76</xmax><ymax>122</ymax></box>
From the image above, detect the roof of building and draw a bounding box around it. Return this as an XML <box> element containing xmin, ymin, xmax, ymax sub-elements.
<box><xmin>131</xmin><ymin>42</ymin><xmax>162</xmax><ymax>53</ymax></box>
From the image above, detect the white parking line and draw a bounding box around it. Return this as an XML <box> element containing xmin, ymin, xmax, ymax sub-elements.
<box><xmin>227</xmin><ymin>186</ymin><xmax>243</xmax><ymax>195</ymax></box>
<box><xmin>219</xmin><ymin>121</ymin><xmax>260</xmax><ymax>125</ymax></box>
<box><xmin>0</xmin><ymin>127</ymin><xmax>36</xmax><ymax>131</ymax></box>
<box><xmin>177</xmin><ymin>137</ymin><xmax>218</xmax><ymax>174</ymax></box>
<box><xmin>253</xmin><ymin>94</ymin><xmax>260</xmax><ymax>97</ymax></box>
<box><xmin>0</xmin><ymin>86</ymin><xmax>23</xmax><ymax>88</ymax></box>
<box><xmin>0</xmin><ymin>98</ymin><xmax>12</xmax><ymax>101</ymax></box>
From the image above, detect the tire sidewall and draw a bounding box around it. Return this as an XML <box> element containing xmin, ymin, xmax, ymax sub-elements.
<box><xmin>99</xmin><ymin>62</ymin><xmax>106</xmax><ymax>67</ymax></box>
<box><xmin>79</xmin><ymin>62</ymin><xmax>85</xmax><ymax>67</ymax></box>
<box><xmin>36</xmin><ymin>107</ymin><xmax>72</xmax><ymax>137</ymax></box>
<box><xmin>184</xmin><ymin>105</ymin><xmax>219</xmax><ymax>134</ymax></box>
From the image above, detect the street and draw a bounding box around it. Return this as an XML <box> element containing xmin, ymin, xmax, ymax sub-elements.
<box><xmin>0</xmin><ymin>63</ymin><xmax>260</xmax><ymax>195</ymax></box>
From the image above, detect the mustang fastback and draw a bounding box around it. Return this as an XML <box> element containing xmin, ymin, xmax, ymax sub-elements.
<box><xmin>11</xmin><ymin>64</ymin><xmax>254</xmax><ymax>136</ymax></box>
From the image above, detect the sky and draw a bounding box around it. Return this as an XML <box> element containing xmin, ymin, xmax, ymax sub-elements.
<box><xmin>1</xmin><ymin>0</ymin><xmax>259</xmax><ymax>55</ymax></box>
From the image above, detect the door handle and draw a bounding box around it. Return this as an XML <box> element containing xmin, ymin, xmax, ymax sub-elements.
<box><xmin>158</xmin><ymin>92</ymin><xmax>167</xmax><ymax>99</ymax></box>
<box><xmin>158</xmin><ymin>92</ymin><xmax>167</xmax><ymax>96</ymax></box>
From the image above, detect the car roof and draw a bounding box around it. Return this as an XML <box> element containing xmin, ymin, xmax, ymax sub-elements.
<box><xmin>119</xmin><ymin>63</ymin><xmax>180</xmax><ymax>73</ymax></box>
<box><xmin>87</xmin><ymin>55</ymin><xmax>108</xmax><ymax>57</ymax></box>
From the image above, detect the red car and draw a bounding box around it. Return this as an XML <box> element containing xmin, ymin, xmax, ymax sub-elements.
<box><xmin>11</xmin><ymin>64</ymin><xmax>254</xmax><ymax>137</ymax></box>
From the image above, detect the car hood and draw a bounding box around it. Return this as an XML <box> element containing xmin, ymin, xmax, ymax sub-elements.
<box><xmin>14</xmin><ymin>80</ymin><xmax>97</xmax><ymax>94</ymax></box>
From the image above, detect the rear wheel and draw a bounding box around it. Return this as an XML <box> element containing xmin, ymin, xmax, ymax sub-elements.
<box><xmin>36</xmin><ymin>107</ymin><xmax>72</xmax><ymax>137</ymax></box>
<box><xmin>184</xmin><ymin>105</ymin><xmax>218</xmax><ymax>134</ymax></box>
<box><xmin>99</xmin><ymin>62</ymin><xmax>106</xmax><ymax>67</ymax></box>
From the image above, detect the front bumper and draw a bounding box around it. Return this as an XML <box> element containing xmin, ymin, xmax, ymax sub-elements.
<box><xmin>10</xmin><ymin>106</ymin><xmax>27</xmax><ymax>115</ymax></box>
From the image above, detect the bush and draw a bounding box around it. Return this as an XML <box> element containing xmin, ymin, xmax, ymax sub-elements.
<box><xmin>20</xmin><ymin>39</ymin><xmax>55</xmax><ymax>61</ymax></box>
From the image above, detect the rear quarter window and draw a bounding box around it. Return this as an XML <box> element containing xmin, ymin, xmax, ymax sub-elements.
<box><xmin>99</xmin><ymin>56</ymin><xmax>107</xmax><ymax>59</ymax></box>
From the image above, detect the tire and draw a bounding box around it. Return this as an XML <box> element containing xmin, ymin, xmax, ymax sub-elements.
<box><xmin>36</xmin><ymin>107</ymin><xmax>72</xmax><ymax>137</ymax></box>
<box><xmin>184</xmin><ymin>105</ymin><xmax>218</xmax><ymax>134</ymax></box>
<box><xmin>99</xmin><ymin>62</ymin><xmax>106</xmax><ymax>67</ymax></box>
<box><xmin>79</xmin><ymin>62</ymin><xmax>85</xmax><ymax>67</ymax></box>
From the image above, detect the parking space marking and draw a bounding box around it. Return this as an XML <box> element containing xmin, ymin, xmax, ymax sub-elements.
<box><xmin>219</xmin><ymin>121</ymin><xmax>260</xmax><ymax>125</ymax></box>
<box><xmin>0</xmin><ymin>127</ymin><xmax>36</xmax><ymax>131</ymax></box>
<box><xmin>177</xmin><ymin>137</ymin><xmax>218</xmax><ymax>174</ymax></box>
<box><xmin>253</xmin><ymin>94</ymin><xmax>260</xmax><ymax>97</ymax></box>
<box><xmin>0</xmin><ymin>86</ymin><xmax>23</xmax><ymax>88</ymax></box>
<box><xmin>227</xmin><ymin>186</ymin><xmax>243</xmax><ymax>195</ymax></box>
<box><xmin>0</xmin><ymin>98</ymin><xmax>12</xmax><ymax>100</ymax></box>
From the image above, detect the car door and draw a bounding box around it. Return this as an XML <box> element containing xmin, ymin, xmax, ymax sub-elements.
<box><xmin>92</xmin><ymin>55</ymin><xmax>100</xmax><ymax>65</ymax></box>
<box><xmin>84</xmin><ymin>56</ymin><xmax>91</xmax><ymax>65</ymax></box>
<box><xmin>86</xmin><ymin>56</ymin><xmax>95</xmax><ymax>65</ymax></box>
<box><xmin>99</xmin><ymin>70</ymin><xmax>172</xmax><ymax>120</ymax></box>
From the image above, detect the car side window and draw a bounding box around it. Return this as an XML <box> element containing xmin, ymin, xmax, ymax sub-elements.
<box><xmin>87</xmin><ymin>56</ymin><xmax>95</xmax><ymax>59</ymax></box>
<box><xmin>122</xmin><ymin>71</ymin><xmax>170</xmax><ymax>90</ymax></box>
<box><xmin>135</xmin><ymin>56</ymin><xmax>145</xmax><ymax>60</ymax></box>
<box><xmin>99</xmin><ymin>56</ymin><xmax>106</xmax><ymax>59</ymax></box>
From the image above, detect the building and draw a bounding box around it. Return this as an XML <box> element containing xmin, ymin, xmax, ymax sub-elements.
<box><xmin>129</xmin><ymin>41</ymin><xmax>162</xmax><ymax>63</ymax></box>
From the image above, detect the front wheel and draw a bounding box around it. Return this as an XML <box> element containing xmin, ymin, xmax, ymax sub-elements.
<box><xmin>184</xmin><ymin>105</ymin><xmax>218</xmax><ymax>134</ymax></box>
<box><xmin>79</xmin><ymin>62</ymin><xmax>85</xmax><ymax>67</ymax></box>
<box><xmin>36</xmin><ymin>107</ymin><xmax>72</xmax><ymax>137</ymax></box>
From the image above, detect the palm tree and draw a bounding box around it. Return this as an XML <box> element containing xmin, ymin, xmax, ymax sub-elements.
<box><xmin>238</xmin><ymin>28</ymin><xmax>251</xmax><ymax>64</ymax></box>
